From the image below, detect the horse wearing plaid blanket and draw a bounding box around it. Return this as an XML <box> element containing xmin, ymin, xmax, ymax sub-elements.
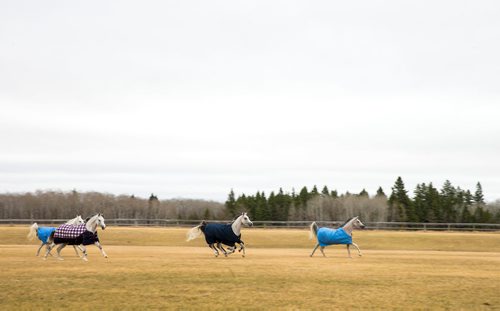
<box><xmin>309</xmin><ymin>216</ymin><xmax>366</xmax><ymax>258</ymax></box>
<box><xmin>186</xmin><ymin>212</ymin><xmax>253</xmax><ymax>257</ymax></box>
<box><xmin>27</xmin><ymin>215</ymin><xmax>84</xmax><ymax>256</ymax></box>
<box><xmin>44</xmin><ymin>214</ymin><xmax>107</xmax><ymax>261</ymax></box>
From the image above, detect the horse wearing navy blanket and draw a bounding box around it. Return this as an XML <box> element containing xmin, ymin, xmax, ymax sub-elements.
<box><xmin>310</xmin><ymin>216</ymin><xmax>365</xmax><ymax>258</ymax></box>
<box><xmin>27</xmin><ymin>215</ymin><xmax>84</xmax><ymax>257</ymax></box>
<box><xmin>187</xmin><ymin>212</ymin><xmax>253</xmax><ymax>257</ymax></box>
<box><xmin>44</xmin><ymin>214</ymin><xmax>107</xmax><ymax>261</ymax></box>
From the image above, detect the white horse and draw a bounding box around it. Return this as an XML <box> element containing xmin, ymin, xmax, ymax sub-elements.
<box><xmin>27</xmin><ymin>215</ymin><xmax>84</xmax><ymax>256</ymax></box>
<box><xmin>44</xmin><ymin>214</ymin><xmax>107</xmax><ymax>261</ymax></box>
<box><xmin>309</xmin><ymin>216</ymin><xmax>365</xmax><ymax>258</ymax></box>
<box><xmin>187</xmin><ymin>212</ymin><xmax>253</xmax><ymax>257</ymax></box>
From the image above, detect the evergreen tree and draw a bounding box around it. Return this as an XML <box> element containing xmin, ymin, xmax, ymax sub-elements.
<box><xmin>321</xmin><ymin>185</ymin><xmax>330</xmax><ymax>196</ymax></box>
<box><xmin>425</xmin><ymin>183</ymin><xmax>442</xmax><ymax>222</ymax></box>
<box><xmin>474</xmin><ymin>182</ymin><xmax>485</xmax><ymax>205</ymax></box>
<box><xmin>462</xmin><ymin>190</ymin><xmax>474</xmax><ymax>223</ymax></box>
<box><xmin>388</xmin><ymin>177</ymin><xmax>414</xmax><ymax>221</ymax></box>
<box><xmin>311</xmin><ymin>185</ymin><xmax>319</xmax><ymax>196</ymax></box>
<box><xmin>330</xmin><ymin>190</ymin><xmax>338</xmax><ymax>198</ymax></box>
<box><xmin>254</xmin><ymin>191</ymin><xmax>270</xmax><ymax>220</ymax></box>
<box><xmin>359</xmin><ymin>189</ymin><xmax>369</xmax><ymax>197</ymax></box>
<box><xmin>275</xmin><ymin>188</ymin><xmax>291</xmax><ymax>221</ymax></box>
<box><xmin>225</xmin><ymin>189</ymin><xmax>237</xmax><ymax>217</ymax></box>
<box><xmin>440</xmin><ymin>180</ymin><xmax>458</xmax><ymax>222</ymax></box>
<box><xmin>375</xmin><ymin>186</ymin><xmax>386</xmax><ymax>197</ymax></box>
<box><xmin>268</xmin><ymin>191</ymin><xmax>277</xmax><ymax>220</ymax></box>
<box><xmin>298</xmin><ymin>186</ymin><xmax>309</xmax><ymax>208</ymax></box>
<box><xmin>413</xmin><ymin>183</ymin><xmax>427</xmax><ymax>222</ymax></box>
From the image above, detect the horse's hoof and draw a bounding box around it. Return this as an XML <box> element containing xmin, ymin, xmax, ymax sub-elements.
<box><xmin>359</xmin><ymin>254</ymin><xmax>363</xmax><ymax>257</ymax></box>
<box><xmin>82</xmin><ymin>257</ymin><xmax>88</xmax><ymax>262</ymax></box>
<box><xmin>57</xmin><ymin>257</ymin><xmax>64</xmax><ymax>261</ymax></box>
<box><xmin>105</xmin><ymin>256</ymin><xmax>108</xmax><ymax>258</ymax></box>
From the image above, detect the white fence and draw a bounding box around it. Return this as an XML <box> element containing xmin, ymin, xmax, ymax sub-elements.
<box><xmin>1</xmin><ymin>219</ymin><xmax>499</xmax><ymax>231</ymax></box>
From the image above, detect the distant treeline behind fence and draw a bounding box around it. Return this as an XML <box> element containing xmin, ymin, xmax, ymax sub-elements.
<box><xmin>1</xmin><ymin>218</ymin><xmax>499</xmax><ymax>232</ymax></box>
<box><xmin>1</xmin><ymin>177</ymin><xmax>499</xmax><ymax>225</ymax></box>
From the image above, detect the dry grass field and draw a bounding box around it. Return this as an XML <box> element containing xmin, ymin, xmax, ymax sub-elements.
<box><xmin>1</xmin><ymin>226</ymin><xmax>499</xmax><ymax>310</ymax></box>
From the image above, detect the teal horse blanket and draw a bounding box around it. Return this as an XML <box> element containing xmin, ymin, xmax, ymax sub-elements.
<box><xmin>317</xmin><ymin>228</ymin><xmax>352</xmax><ymax>246</ymax></box>
<box><xmin>37</xmin><ymin>227</ymin><xmax>56</xmax><ymax>243</ymax></box>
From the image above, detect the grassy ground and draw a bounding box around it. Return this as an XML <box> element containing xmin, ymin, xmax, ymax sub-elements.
<box><xmin>1</xmin><ymin>226</ymin><xmax>499</xmax><ymax>310</ymax></box>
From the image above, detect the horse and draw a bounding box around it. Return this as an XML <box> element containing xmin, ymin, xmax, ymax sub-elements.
<box><xmin>52</xmin><ymin>216</ymin><xmax>109</xmax><ymax>260</ymax></box>
<box><xmin>186</xmin><ymin>212</ymin><xmax>253</xmax><ymax>257</ymax></box>
<box><xmin>27</xmin><ymin>215</ymin><xmax>84</xmax><ymax>257</ymax></box>
<box><xmin>309</xmin><ymin>216</ymin><xmax>366</xmax><ymax>258</ymax></box>
<box><xmin>44</xmin><ymin>213</ymin><xmax>107</xmax><ymax>261</ymax></box>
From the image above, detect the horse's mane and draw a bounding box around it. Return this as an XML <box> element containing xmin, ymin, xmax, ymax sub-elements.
<box><xmin>229</xmin><ymin>213</ymin><xmax>245</xmax><ymax>224</ymax></box>
<box><xmin>338</xmin><ymin>216</ymin><xmax>356</xmax><ymax>228</ymax></box>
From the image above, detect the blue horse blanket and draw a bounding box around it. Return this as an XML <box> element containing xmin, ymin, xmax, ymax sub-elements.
<box><xmin>202</xmin><ymin>223</ymin><xmax>241</xmax><ymax>246</ymax></box>
<box><xmin>317</xmin><ymin>228</ymin><xmax>352</xmax><ymax>246</ymax></box>
<box><xmin>37</xmin><ymin>227</ymin><xmax>56</xmax><ymax>243</ymax></box>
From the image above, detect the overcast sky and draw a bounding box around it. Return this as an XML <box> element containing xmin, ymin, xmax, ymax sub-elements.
<box><xmin>1</xmin><ymin>1</ymin><xmax>499</xmax><ymax>202</ymax></box>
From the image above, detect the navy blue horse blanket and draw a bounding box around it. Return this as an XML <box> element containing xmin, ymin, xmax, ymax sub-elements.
<box><xmin>202</xmin><ymin>223</ymin><xmax>241</xmax><ymax>247</ymax></box>
<box><xmin>317</xmin><ymin>227</ymin><xmax>352</xmax><ymax>246</ymax></box>
<box><xmin>53</xmin><ymin>224</ymin><xmax>99</xmax><ymax>246</ymax></box>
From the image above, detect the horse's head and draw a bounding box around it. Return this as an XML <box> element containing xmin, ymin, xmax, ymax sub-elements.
<box><xmin>240</xmin><ymin>212</ymin><xmax>253</xmax><ymax>227</ymax></box>
<box><xmin>97</xmin><ymin>213</ymin><xmax>106</xmax><ymax>230</ymax></box>
<box><xmin>76</xmin><ymin>215</ymin><xmax>85</xmax><ymax>224</ymax></box>
<box><xmin>353</xmin><ymin>216</ymin><xmax>366</xmax><ymax>229</ymax></box>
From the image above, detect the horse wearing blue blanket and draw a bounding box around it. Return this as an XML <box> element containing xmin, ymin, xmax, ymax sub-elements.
<box><xmin>27</xmin><ymin>215</ymin><xmax>84</xmax><ymax>256</ymax></box>
<box><xmin>187</xmin><ymin>212</ymin><xmax>253</xmax><ymax>257</ymax></box>
<box><xmin>310</xmin><ymin>216</ymin><xmax>365</xmax><ymax>258</ymax></box>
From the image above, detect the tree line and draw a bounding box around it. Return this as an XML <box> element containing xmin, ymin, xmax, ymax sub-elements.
<box><xmin>0</xmin><ymin>191</ymin><xmax>225</xmax><ymax>220</ymax></box>
<box><xmin>225</xmin><ymin>177</ymin><xmax>500</xmax><ymax>223</ymax></box>
<box><xmin>0</xmin><ymin>177</ymin><xmax>499</xmax><ymax>223</ymax></box>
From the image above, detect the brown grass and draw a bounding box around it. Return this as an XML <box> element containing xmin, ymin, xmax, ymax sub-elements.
<box><xmin>1</xmin><ymin>226</ymin><xmax>499</xmax><ymax>310</ymax></box>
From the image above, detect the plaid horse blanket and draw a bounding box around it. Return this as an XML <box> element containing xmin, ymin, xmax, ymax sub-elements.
<box><xmin>37</xmin><ymin>227</ymin><xmax>56</xmax><ymax>243</ymax></box>
<box><xmin>54</xmin><ymin>224</ymin><xmax>87</xmax><ymax>239</ymax></box>
<box><xmin>202</xmin><ymin>223</ymin><xmax>241</xmax><ymax>246</ymax></box>
<box><xmin>317</xmin><ymin>227</ymin><xmax>352</xmax><ymax>246</ymax></box>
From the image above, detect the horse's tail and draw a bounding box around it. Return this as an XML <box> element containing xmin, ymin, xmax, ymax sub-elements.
<box><xmin>28</xmin><ymin>223</ymin><xmax>39</xmax><ymax>241</ymax></box>
<box><xmin>186</xmin><ymin>221</ymin><xmax>207</xmax><ymax>242</ymax></box>
<box><xmin>309</xmin><ymin>222</ymin><xmax>319</xmax><ymax>240</ymax></box>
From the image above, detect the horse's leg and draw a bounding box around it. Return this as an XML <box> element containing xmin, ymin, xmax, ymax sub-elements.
<box><xmin>56</xmin><ymin>244</ymin><xmax>66</xmax><ymax>260</ymax></box>
<box><xmin>320</xmin><ymin>246</ymin><xmax>326</xmax><ymax>257</ymax></box>
<box><xmin>226</xmin><ymin>245</ymin><xmax>236</xmax><ymax>254</ymax></box>
<box><xmin>216</xmin><ymin>243</ymin><xmax>228</xmax><ymax>257</ymax></box>
<box><xmin>209</xmin><ymin>244</ymin><xmax>219</xmax><ymax>257</ymax></box>
<box><xmin>43</xmin><ymin>242</ymin><xmax>55</xmax><ymax>260</ymax></box>
<box><xmin>346</xmin><ymin>244</ymin><xmax>352</xmax><ymax>258</ymax></box>
<box><xmin>310</xmin><ymin>243</ymin><xmax>320</xmax><ymax>257</ymax></box>
<box><xmin>45</xmin><ymin>244</ymin><xmax>54</xmax><ymax>257</ymax></box>
<box><xmin>94</xmin><ymin>242</ymin><xmax>108</xmax><ymax>258</ymax></box>
<box><xmin>351</xmin><ymin>242</ymin><xmax>362</xmax><ymax>256</ymax></box>
<box><xmin>72</xmin><ymin>245</ymin><xmax>81</xmax><ymax>257</ymax></box>
<box><xmin>36</xmin><ymin>242</ymin><xmax>45</xmax><ymax>256</ymax></box>
<box><xmin>80</xmin><ymin>245</ymin><xmax>88</xmax><ymax>261</ymax></box>
<box><xmin>240</xmin><ymin>241</ymin><xmax>246</xmax><ymax>257</ymax></box>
